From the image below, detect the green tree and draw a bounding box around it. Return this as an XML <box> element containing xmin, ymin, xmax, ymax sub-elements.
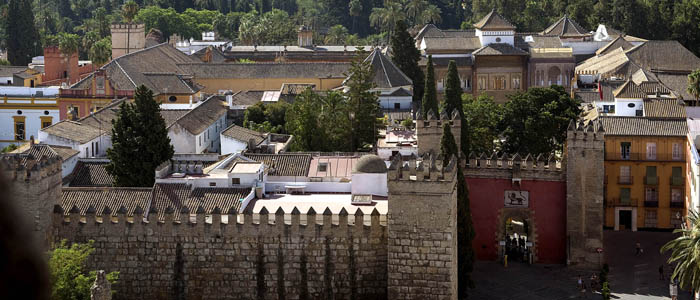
<box><xmin>439</xmin><ymin>122</ymin><xmax>458</xmax><ymax>160</ymax></box>
<box><xmin>324</xmin><ymin>24</ymin><xmax>349</xmax><ymax>45</ymax></box>
<box><xmin>462</xmin><ymin>93</ymin><xmax>502</xmax><ymax>154</ymax></box>
<box><xmin>348</xmin><ymin>0</ymin><xmax>363</xmax><ymax>33</ymax></box>
<box><xmin>243</xmin><ymin>102</ymin><xmax>266</xmax><ymax>128</ymax></box>
<box><xmin>286</xmin><ymin>88</ymin><xmax>324</xmax><ymax>151</ymax></box>
<box><xmin>319</xmin><ymin>91</ymin><xmax>352</xmax><ymax>151</ymax></box>
<box><xmin>89</xmin><ymin>37</ymin><xmax>112</xmax><ymax>67</ymax></box>
<box><xmin>345</xmin><ymin>47</ymin><xmax>379</xmax><ymax>150</ymax></box>
<box><xmin>58</xmin><ymin>0</ymin><xmax>76</xmax><ymax>22</ymax></box>
<box><xmin>405</xmin><ymin>0</ymin><xmax>427</xmax><ymax>25</ymax></box>
<box><xmin>122</xmin><ymin>0</ymin><xmax>140</xmax><ymax>23</ymax></box>
<box><xmin>661</xmin><ymin>210</ymin><xmax>700</xmax><ymax>292</ymax></box>
<box><xmin>688</xmin><ymin>69</ymin><xmax>700</xmax><ymax>106</ymax></box>
<box><xmin>369</xmin><ymin>0</ymin><xmax>404</xmax><ymax>36</ymax></box>
<box><xmin>420</xmin><ymin>4</ymin><xmax>442</xmax><ymax>25</ymax></box>
<box><xmin>49</xmin><ymin>240</ymin><xmax>119</xmax><ymax>300</ymax></box>
<box><xmin>1</xmin><ymin>143</ymin><xmax>17</xmax><ymax>153</ymax></box>
<box><xmin>390</xmin><ymin>20</ymin><xmax>424</xmax><ymax>105</ymax></box>
<box><xmin>500</xmin><ymin>85</ymin><xmax>581</xmax><ymax>155</ymax></box>
<box><xmin>442</xmin><ymin>60</ymin><xmax>462</xmax><ymax>116</ymax></box>
<box><xmin>6</xmin><ymin>0</ymin><xmax>40</xmax><ymax>66</ymax></box>
<box><xmin>421</xmin><ymin>55</ymin><xmax>438</xmax><ymax>119</ymax></box>
<box><xmin>457</xmin><ymin>167</ymin><xmax>475</xmax><ymax>298</ymax></box>
<box><xmin>107</xmin><ymin>86</ymin><xmax>173</xmax><ymax>187</ymax></box>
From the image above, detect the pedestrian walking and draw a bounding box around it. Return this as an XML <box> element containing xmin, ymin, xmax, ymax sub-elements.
<box><xmin>578</xmin><ymin>276</ymin><xmax>586</xmax><ymax>298</ymax></box>
<box><xmin>590</xmin><ymin>273</ymin><xmax>599</xmax><ymax>291</ymax></box>
<box><xmin>659</xmin><ymin>265</ymin><xmax>665</xmax><ymax>280</ymax></box>
<box><xmin>635</xmin><ymin>242</ymin><xmax>643</xmax><ymax>255</ymax></box>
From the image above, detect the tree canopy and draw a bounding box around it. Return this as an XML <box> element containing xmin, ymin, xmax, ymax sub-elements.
<box><xmin>390</xmin><ymin>20</ymin><xmax>424</xmax><ymax>104</ymax></box>
<box><xmin>49</xmin><ymin>240</ymin><xmax>119</xmax><ymax>300</ymax></box>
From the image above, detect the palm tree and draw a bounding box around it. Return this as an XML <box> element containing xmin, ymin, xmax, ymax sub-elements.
<box><xmin>420</xmin><ymin>4</ymin><xmax>442</xmax><ymax>25</ymax></box>
<box><xmin>89</xmin><ymin>37</ymin><xmax>112</xmax><ymax>69</ymax></box>
<box><xmin>688</xmin><ymin>69</ymin><xmax>700</xmax><ymax>106</ymax></box>
<box><xmin>349</xmin><ymin>0</ymin><xmax>363</xmax><ymax>34</ymax></box>
<box><xmin>58</xmin><ymin>33</ymin><xmax>80</xmax><ymax>85</ymax></box>
<box><xmin>369</xmin><ymin>1</ymin><xmax>405</xmax><ymax>37</ymax></box>
<box><xmin>324</xmin><ymin>25</ymin><xmax>349</xmax><ymax>45</ymax></box>
<box><xmin>405</xmin><ymin>0</ymin><xmax>427</xmax><ymax>25</ymax></box>
<box><xmin>662</xmin><ymin>210</ymin><xmax>700</xmax><ymax>292</ymax></box>
<box><xmin>121</xmin><ymin>1</ymin><xmax>139</xmax><ymax>55</ymax></box>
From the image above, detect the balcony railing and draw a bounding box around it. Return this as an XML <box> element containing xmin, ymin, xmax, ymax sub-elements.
<box><xmin>671</xmin><ymin>201</ymin><xmax>685</xmax><ymax>208</ymax></box>
<box><xmin>644</xmin><ymin>201</ymin><xmax>659</xmax><ymax>207</ymax></box>
<box><xmin>606</xmin><ymin>152</ymin><xmax>685</xmax><ymax>162</ymax></box>
<box><xmin>645</xmin><ymin>176</ymin><xmax>658</xmax><ymax>185</ymax></box>
<box><xmin>670</xmin><ymin>176</ymin><xmax>685</xmax><ymax>186</ymax></box>
<box><xmin>606</xmin><ymin>198</ymin><xmax>638</xmax><ymax>207</ymax></box>
<box><xmin>618</xmin><ymin>176</ymin><xmax>633</xmax><ymax>185</ymax></box>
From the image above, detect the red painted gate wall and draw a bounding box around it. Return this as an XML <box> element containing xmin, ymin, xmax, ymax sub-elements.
<box><xmin>466</xmin><ymin>177</ymin><xmax>567</xmax><ymax>264</ymax></box>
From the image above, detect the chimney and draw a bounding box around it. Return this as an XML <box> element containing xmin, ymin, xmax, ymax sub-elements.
<box><xmin>225</xmin><ymin>92</ymin><xmax>233</xmax><ymax>107</ymax></box>
<box><xmin>298</xmin><ymin>25</ymin><xmax>313</xmax><ymax>47</ymax></box>
<box><xmin>29</xmin><ymin>136</ymin><xmax>35</xmax><ymax>147</ymax></box>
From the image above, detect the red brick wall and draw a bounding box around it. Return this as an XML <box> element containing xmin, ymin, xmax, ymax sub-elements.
<box><xmin>466</xmin><ymin>177</ymin><xmax>567</xmax><ymax>264</ymax></box>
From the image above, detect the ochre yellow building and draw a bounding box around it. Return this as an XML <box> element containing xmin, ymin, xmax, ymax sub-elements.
<box><xmin>601</xmin><ymin>117</ymin><xmax>687</xmax><ymax>230</ymax></box>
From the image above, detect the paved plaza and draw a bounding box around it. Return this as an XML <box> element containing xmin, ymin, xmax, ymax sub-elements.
<box><xmin>470</xmin><ymin>230</ymin><xmax>690</xmax><ymax>300</ymax></box>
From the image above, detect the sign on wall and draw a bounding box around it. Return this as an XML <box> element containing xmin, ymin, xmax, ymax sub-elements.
<box><xmin>504</xmin><ymin>190</ymin><xmax>529</xmax><ymax>207</ymax></box>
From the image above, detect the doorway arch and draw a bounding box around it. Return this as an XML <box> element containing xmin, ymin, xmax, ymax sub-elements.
<box><xmin>496</xmin><ymin>208</ymin><xmax>538</xmax><ymax>263</ymax></box>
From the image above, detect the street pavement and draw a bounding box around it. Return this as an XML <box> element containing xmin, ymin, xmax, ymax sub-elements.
<box><xmin>469</xmin><ymin>230</ymin><xmax>689</xmax><ymax>300</ymax></box>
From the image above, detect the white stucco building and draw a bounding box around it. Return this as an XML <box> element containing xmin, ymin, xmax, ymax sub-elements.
<box><xmin>167</xmin><ymin>95</ymin><xmax>228</xmax><ymax>154</ymax></box>
<box><xmin>0</xmin><ymin>87</ymin><xmax>60</xmax><ymax>149</ymax></box>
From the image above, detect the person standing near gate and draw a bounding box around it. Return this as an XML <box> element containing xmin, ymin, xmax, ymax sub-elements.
<box><xmin>670</xmin><ymin>278</ymin><xmax>678</xmax><ymax>300</ymax></box>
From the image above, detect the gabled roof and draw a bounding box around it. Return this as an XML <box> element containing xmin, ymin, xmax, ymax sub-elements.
<box><xmin>242</xmin><ymin>153</ymin><xmax>312</xmax><ymax>177</ymax></box>
<box><xmin>67</xmin><ymin>161</ymin><xmax>114</xmax><ymax>187</ymax></box>
<box><xmin>364</xmin><ymin>48</ymin><xmax>412</xmax><ymax>89</ymax></box>
<box><xmin>422</xmin><ymin>37</ymin><xmax>482</xmax><ymax>52</ymax></box>
<box><xmin>167</xmin><ymin>95</ymin><xmax>227</xmax><ymax>135</ymax></box>
<box><xmin>625</xmin><ymin>40</ymin><xmax>700</xmax><ymax>73</ymax></box>
<box><xmin>41</xmin><ymin>120</ymin><xmax>105</xmax><ymax>144</ymax></box>
<box><xmin>61</xmin><ymin>187</ymin><xmax>152</xmax><ymax>216</ymax></box>
<box><xmin>631</xmin><ymin>68</ymin><xmax>658</xmax><ymax>85</ymax></box>
<box><xmin>151</xmin><ymin>183</ymin><xmax>251</xmax><ymax>220</ymax></box>
<box><xmin>179</xmin><ymin>62</ymin><xmax>351</xmax><ymax>79</ymax></box>
<box><xmin>0</xmin><ymin>66</ymin><xmax>30</xmax><ymax>77</ymax></box>
<box><xmin>643</xmin><ymin>99</ymin><xmax>686</xmax><ymax>119</ymax></box>
<box><xmin>613</xmin><ymin>80</ymin><xmax>645</xmax><ymax>98</ymax></box>
<box><xmin>221</xmin><ymin>125</ymin><xmax>266</xmax><ymax>145</ymax></box>
<box><xmin>473</xmin><ymin>43</ymin><xmax>528</xmax><ymax>56</ymax></box>
<box><xmin>595</xmin><ymin>36</ymin><xmax>633</xmax><ymax>56</ymax></box>
<box><xmin>600</xmin><ymin>116</ymin><xmax>688</xmax><ymax>136</ymax></box>
<box><xmin>7</xmin><ymin>143</ymin><xmax>79</xmax><ymax>170</ymax></box>
<box><xmin>473</xmin><ymin>10</ymin><xmax>516</xmax><ymax>31</ymax></box>
<box><xmin>542</xmin><ymin>15</ymin><xmax>590</xmax><ymax>37</ymax></box>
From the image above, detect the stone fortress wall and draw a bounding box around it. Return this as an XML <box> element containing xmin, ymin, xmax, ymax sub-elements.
<box><xmin>52</xmin><ymin>207</ymin><xmax>388</xmax><ymax>300</ymax></box>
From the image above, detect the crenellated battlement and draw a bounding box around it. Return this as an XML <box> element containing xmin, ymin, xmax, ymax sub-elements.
<box><xmin>566</xmin><ymin>119</ymin><xmax>605</xmax><ymax>142</ymax></box>
<box><xmin>415</xmin><ymin>109</ymin><xmax>461</xmax><ymax>128</ymax></box>
<box><xmin>1</xmin><ymin>153</ymin><xmax>62</xmax><ymax>182</ymax></box>
<box><xmin>463</xmin><ymin>152</ymin><xmax>564</xmax><ymax>181</ymax></box>
<box><xmin>387</xmin><ymin>153</ymin><xmax>457</xmax><ymax>182</ymax></box>
<box><xmin>53</xmin><ymin>205</ymin><xmax>385</xmax><ymax>238</ymax></box>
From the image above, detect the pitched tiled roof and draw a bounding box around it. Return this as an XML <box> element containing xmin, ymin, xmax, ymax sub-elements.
<box><xmin>221</xmin><ymin>125</ymin><xmax>266</xmax><ymax>145</ymax></box>
<box><xmin>473</xmin><ymin>43</ymin><xmax>528</xmax><ymax>56</ymax></box>
<box><xmin>576</xmin><ymin>47</ymin><xmax>629</xmax><ymax>76</ymax></box>
<box><xmin>61</xmin><ymin>187</ymin><xmax>152</xmax><ymax>216</ymax></box>
<box><xmin>68</xmin><ymin>161</ymin><xmax>113</xmax><ymax>187</ymax></box>
<box><xmin>70</xmin><ymin>43</ymin><xmax>200</xmax><ymax>95</ymax></box>
<box><xmin>626</xmin><ymin>41</ymin><xmax>700</xmax><ymax>73</ymax></box>
<box><xmin>422</xmin><ymin>37</ymin><xmax>482</xmax><ymax>52</ymax></box>
<box><xmin>168</xmin><ymin>95</ymin><xmax>227</xmax><ymax>135</ymax></box>
<box><xmin>179</xmin><ymin>62</ymin><xmax>351</xmax><ymax>79</ymax></box>
<box><xmin>160</xmin><ymin>109</ymin><xmax>190</xmax><ymax>126</ymax></box>
<box><xmin>364</xmin><ymin>49</ymin><xmax>412</xmax><ymax>88</ymax></box>
<box><xmin>613</xmin><ymin>80</ymin><xmax>645</xmax><ymax>98</ymax></box>
<box><xmin>542</xmin><ymin>15</ymin><xmax>590</xmax><ymax>37</ymax></box>
<box><xmin>473</xmin><ymin>10</ymin><xmax>516</xmax><ymax>30</ymax></box>
<box><xmin>419</xmin><ymin>56</ymin><xmax>472</xmax><ymax>67</ymax></box>
<box><xmin>41</xmin><ymin>120</ymin><xmax>104</xmax><ymax>144</ymax></box>
<box><xmin>0</xmin><ymin>66</ymin><xmax>30</xmax><ymax>77</ymax></box>
<box><xmin>596</xmin><ymin>36</ymin><xmax>634</xmax><ymax>56</ymax></box>
<box><xmin>243</xmin><ymin>153</ymin><xmax>312</xmax><ymax>176</ymax></box>
<box><xmin>656</xmin><ymin>73</ymin><xmax>695</xmax><ymax>100</ymax></box>
<box><xmin>229</xmin><ymin>91</ymin><xmax>264</xmax><ymax>107</ymax></box>
<box><xmin>643</xmin><ymin>99</ymin><xmax>686</xmax><ymax>119</ymax></box>
<box><xmin>151</xmin><ymin>183</ymin><xmax>250</xmax><ymax>220</ymax></box>
<box><xmin>5</xmin><ymin>143</ymin><xmax>77</xmax><ymax>170</ymax></box>
<box><xmin>600</xmin><ymin>116</ymin><xmax>688</xmax><ymax>136</ymax></box>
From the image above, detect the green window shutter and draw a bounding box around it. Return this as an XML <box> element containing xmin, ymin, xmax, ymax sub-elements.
<box><xmin>672</xmin><ymin>167</ymin><xmax>682</xmax><ymax>177</ymax></box>
<box><xmin>646</xmin><ymin>166</ymin><xmax>657</xmax><ymax>177</ymax></box>
<box><xmin>620</xmin><ymin>188</ymin><xmax>630</xmax><ymax>203</ymax></box>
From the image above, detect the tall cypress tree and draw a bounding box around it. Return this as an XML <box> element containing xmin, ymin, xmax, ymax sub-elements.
<box><xmin>106</xmin><ymin>101</ymin><xmax>140</xmax><ymax>187</ymax></box>
<box><xmin>442</xmin><ymin>60</ymin><xmax>463</xmax><ymax>116</ymax></box>
<box><xmin>346</xmin><ymin>48</ymin><xmax>379</xmax><ymax>151</ymax></box>
<box><xmin>457</xmin><ymin>167</ymin><xmax>475</xmax><ymax>298</ymax></box>
<box><xmin>58</xmin><ymin>0</ymin><xmax>76</xmax><ymax>21</ymax></box>
<box><xmin>6</xmin><ymin>0</ymin><xmax>39</xmax><ymax>66</ymax></box>
<box><xmin>440</xmin><ymin>123</ymin><xmax>458</xmax><ymax>160</ymax></box>
<box><xmin>133</xmin><ymin>85</ymin><xmax>174</xmax><ymax>186</ymax></box>
<box><xmin>422</xmin><ymin>55</ymin><xmax>438</xmax><ymax>118</ymax></box>
<box><xmin>390</xmin><ymin>20</ymin><xmax>425</xmax><ymax>106</ymax></box>
<box><xmin>106</xmin><ymin>86</ymin><xmax>174</xmax><ymax>187</ymax></box>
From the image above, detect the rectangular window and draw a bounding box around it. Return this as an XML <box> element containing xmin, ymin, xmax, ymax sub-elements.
<box><xmin>636</xmin><ymin>110</ymin><xmax>643</xmax><ymax>116</ymax></box>
<box><xmin>646</xmin><ymin>142</ymin><xmax>657</xmax><ymax>160</ymax></box>
<box><xmin>91</xmin><ymin>142</ymin><xmax>94</xmax><ymax>157</ymax></box>
<box><xmin>96</xmin><ymin>76</ymin><xmax>105</xmax><ymax>95</ymax></box>
<box><xmin>477</xmin><ymin>76</ymin><xmax>487</xmax><ymax>90</ymax></box>
<box><xmin>672</xmin><ymin>143</ymin><xmax>682</xmax><ymax>160</ymax></box>
<box><xmin>199</xmin><ymin>136</ymin><xmax>202</xmax><ymax>146</ymax></box>
<box><xmin>209</xmin><ymin>182</ymin><xmax>216</xmax><ymax>187</ymax></box>
<box><xmin>13</xmin><ymin>116</ymin><xmax>25</xmax><ymax>141</ymax></box>
<box><xmin>493</xmin><ymin>75</ymin><xmax>506</xmax><ymax>90</ymax></box>
<box><xmin>620</xmin><ymin>188</ymin><xmax>631</xmax><ymax>205</ymax></box>
<box><xmin>620</xmin><ymin>142</ymin><xmax>631</xmax><ymax>160</ymax></box>
<box><xmin>619</xmin><ymin>166</ymin><xmax>631</xmax><ymax>184</ymax></box>
<box><xmin>511</xmin><ymin>74</ymin><xmax>521</xmax><ymax>90</ymax></box>
<box><xmin>645</xmin><ymin>209</ymin><xmax>658</xmax><ymax>228</ymax></box>
<box><xmin>645</xmin><ymin>187</ymin><xmax>658</xmax><ymax>205</ymax></box>
<box><xmin>646</xmin><ymin>166</ymin><xmax>658</xmax><ymax>185</ymax></box>
<box><xmin>231</xmin><ymin>178</ymin><xmax>240</xmax><ymax>185</ymax></box>
<box><xmin>318</xmin><ymin>163</ymin><xmax>328</xmax><ymax>172</ymax></box>
<box><xmin>95</xmin><ymin>142</ymin><xmax>99</xmax><ymax>155</ymax></box>
<box><xmin>671</xmin><ymin>189</ymin><xmax>683</xmax><ymax>207</ymax></box>
<box><xmin>40</xmin><ymin>116</ymin><xmax>53</xmax><ymax>128</ymax></box>
<box><xmin>394</xmin><ymin>103</ymin><xmax>401</xmax><ymax>110</ymax></box>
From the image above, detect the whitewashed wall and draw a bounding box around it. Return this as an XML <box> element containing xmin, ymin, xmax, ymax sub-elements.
<box><xmin>0</xmin><ymin>108</ymin><xmax>59</xmax><ymax>148</ymax></box>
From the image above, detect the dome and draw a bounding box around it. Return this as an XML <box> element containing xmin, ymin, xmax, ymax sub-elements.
<box><xmin>353</xmin><ymin>155</ymin><xmax>387</xmax><ymax>174</ymax></box>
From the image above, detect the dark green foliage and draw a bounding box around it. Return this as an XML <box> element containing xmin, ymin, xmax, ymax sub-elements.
<box><xmin>6</xmin><ymin>0</ymin><xmax>39</xmax><ymax>66</ymax></box>
<box><xmin>49</xmin><ymin>240</ymin><xmax>119</xmax><ymax>300</ymax></box>
<box><xmin>500</xmin><ymin>85</ymin><xmax>581</xmax><ymax>155</ymax></box>
<box><xmin>345</xmin><ymin>47</ymin><xmax>380</xmax><ymax>151</ymax></box>
<box><xmin>462</xmin><ymin>93</ymin><xmax>502</xmax><ymax>154</ymax></box>
<box><xmin>286</xmin><ymin>88</ymin><xmax>324</xmax><ymax>151</ymax></box>
<box><xmin>457</xmin><ymin>167</ymin><xmax>475</xmax><ymax>298</ymax></box>
<box><xmin>106</xmin><ymin>85</ymin><xmax>174</xmax><ymax>187</ymax></box>
<box><xmin>243</xmin><ymin>101</ymin><xmax>289</xmax><ymax>134</ymax></box>
<box><xmin>390</xmin><ymin>20</ymin><xmax>424</xmax><ymax>105</ymax></box>
<box><xmin>439</xmin><ymin>122</ymin><xmax>458</xmax><ymax>160</ymax></box>
<box><xmin>442</xmin><ymin>60</ymin><xmax>462</xmax><ymax>116</ymax></box>
<box><xmin>422</xmin><ymin>55</ymin><xmax>438</xmax><ymax>118</ymax></box>
<box><xmin>286</xmin><ymin>89</ymin><xmax>356</xmax><ymax>152</ymax></box>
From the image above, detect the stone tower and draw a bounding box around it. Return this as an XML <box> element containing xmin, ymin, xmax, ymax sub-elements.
<box><xmin>416</xmin><ymin>110</ymin><xmax>461</xmax><ymax>156</ymax></box>
<box><xmin>1</xmin><ymin>146</ymin><xmax>63</xmax><ymax>247</ymax></box>
<box><xmin>298</xmin><ymin>25</ymin><xmax>313</xmax><ymax>47</ymax></box>
<box><xmin>387</xmin><ymin>154</ymin><xmax>458</xmax><ymax>299</ymax></box>
<box><xmin>110</xmin><ymin>23</ymin><xmax>146</xmax><ymax>58</ymax></box>
<box><xmin>565</xmin><ymin>119</ymin><xmax>605</xmax><ymax>267</ymax></box>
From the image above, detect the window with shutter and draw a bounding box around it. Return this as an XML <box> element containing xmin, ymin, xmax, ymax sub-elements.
<box><xmin>646</xmin><ymin>142</ymin><xmax>657</xmax><ymax>160</ymax></box>
<box><xmin>672</xmin><ymin>143</ymin><xmax>681</xmax><ymax>160</ymax></box>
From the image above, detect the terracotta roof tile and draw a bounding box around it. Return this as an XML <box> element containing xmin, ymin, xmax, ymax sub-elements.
<box><xmin>61</xmin><ymin>187</ymin><xmax>152</xmax><ymax>216</ymax></box>
<box><xmin>221</xmin><ymin>125</ymin><xmax>266</xmax><ymax>145</ymax></box>
<box><xmin>600</xmin><ymin>116</ymin><xmax>688</xmax><ymax>136</ymax></box>
<box><xmin>68</xmin><ymin>161</ymin><xmax>113</xmax><ymax>187</ymax></box>
<box><xmin>243</xmin><ymin>153</ymin><xmax>311</xmax><ymax>177</ymax></box>
<box><xmin>473</xmin><ymin>10</ymin><xmax>516</xmax><ymax>30</ymax></box>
